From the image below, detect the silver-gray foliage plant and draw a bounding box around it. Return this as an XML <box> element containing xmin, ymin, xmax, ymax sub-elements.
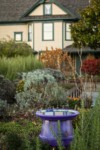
<box><xmin>15</xmin><ymin>70</ymin><xmax>67</xmax><ymax>110</ymax></box>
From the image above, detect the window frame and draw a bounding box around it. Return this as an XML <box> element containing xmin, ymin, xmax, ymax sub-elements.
<box><xmin>65</xmin><ymin>23</ymin><xmax>72</xmax><ymax>41</ymax></box>
<box><xmin>28</xmin><ymin>24</ymin><xmax>32</xmax><ymax>41</ymax></box>
<box><xmin>14</xmin><ymin>32</ymin><xmax>23</xmax><ymax>42</ymax></box>
<box><xmin>43</xmin><ymin>3</ymin><xmax>52</xmax><ymax>15</ymax></box>
<box><xmin>42</xmin><ymin>22</ymin><xmax>54</xmax><ymax>41</ymax></box>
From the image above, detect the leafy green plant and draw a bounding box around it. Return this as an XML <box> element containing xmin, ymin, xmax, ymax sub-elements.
<box><xmin>0</xmin><ymin>120</ymin><xmax>41</xmax><ymax>150</ymax></box>
<box><xmin>71</xmin><ymin>0</ymin><xmax>100</xmax><ymax>49</ymax></box>
<box><xmin>0</xmin><ymin>39</ymin><xmax>33</xmax><ymax>57</ymax></box>
<box><xmin>67</xmin><ymin>97</ymin><xmax>81</xmax><ymax>109</ymax></box>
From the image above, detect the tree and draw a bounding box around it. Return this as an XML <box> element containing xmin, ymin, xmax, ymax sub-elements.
<box><xmin>71</xmin><ymin>0</ymin><xmax>100</xmax><ymax>49</ymax></box>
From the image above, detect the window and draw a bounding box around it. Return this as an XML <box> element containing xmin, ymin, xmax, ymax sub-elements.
<box><xmin>14</xmin><ymin>32</ymin><xmax>23</xmax><ymax>41</ymax></box>
<box><xmin>44</xmin><ymin>4</ymin><xmax>52</xmax><ymax>15</ymax></box>
<box><xmin>65</xmin><ymin>23</ymin><xmax>72</xmax><ymax>40</ymax></box>
<box><xmin>28</xmin><ymin>24</ymin><xmax>32</xmax><ymax>41</ymax></box>
<box><xmin>43</xmin><ymin>23</ymin><xmax>54</xmax><ymax>41</ymax></box>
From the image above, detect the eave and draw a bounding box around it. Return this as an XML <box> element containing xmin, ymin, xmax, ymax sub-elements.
<box><xmin>0</xmin><ymin>17</ymin><xmax>79</xmax><ymax>24</ymax></box>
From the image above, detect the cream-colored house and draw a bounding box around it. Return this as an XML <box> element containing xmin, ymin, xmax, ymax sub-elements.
<box><xmin>0</xmin><ymin>0</ymin><xmax>89</xmax><ymax>53</ymax></box>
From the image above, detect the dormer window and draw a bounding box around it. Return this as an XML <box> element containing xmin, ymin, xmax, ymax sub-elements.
<box><xmin>44</xmin><ymin>4</ymin><xmax>52</xmax><ymax>15</ymax></box>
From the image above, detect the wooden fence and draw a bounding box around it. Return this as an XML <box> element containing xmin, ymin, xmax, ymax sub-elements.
<box><xmin>66</xmin><ymin>84</ymin><xmax>82</xmax><ymax>98</ymax></box>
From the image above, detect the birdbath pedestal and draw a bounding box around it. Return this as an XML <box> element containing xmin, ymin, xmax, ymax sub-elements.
<box><xmin>36</xmin><ymin>109</ymin><xmax>79</xmax><ymax>147</ymax></box>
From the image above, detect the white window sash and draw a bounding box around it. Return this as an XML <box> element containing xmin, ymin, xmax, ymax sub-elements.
<box><xmin>28</xmin><ymin>24</ymin><xmax>32</xmax><ymax>41</ymax></box>
<box><xmin>66</xmin><ymin>23</ymin><xmax>71</xmax><ymax>40</ymax></box>
<box><xmin>45</xmin><ymin>4</ymin><xmax>51</xmax><ymax>14</ymax></box>
<box><xmin>43</xmin><ymin>23</ymin><xmax>53</xmax><ymax>40</ymax></box>
<box><xmin>15</xmin><ymin>34</ymin><xmax>22</xmax><ymax>41</ymax></box>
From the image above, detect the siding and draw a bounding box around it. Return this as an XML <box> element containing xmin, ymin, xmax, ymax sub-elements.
<box><xmin>0</xmin><ymin>24</ymin><xmax>33</xmax><ymax>48</ymax></box>
<box><xmin>52</xmin><ymin>3</ymin><xmax>66</xmax><ymax>15</ymax></box>
<box><xmin>33</xmin><ymin>22</ymin><xmax>62</xmax><ymax>51</ymax></box>
<box><xmin>29</xmin><ymin>5</ymin><xmax>43</xmax><ymax>16</ymax></box>
<box><xmin>29</xmin><ymin>3</ymin><xmax>67</xmax><ymax>16</ymax></box>
<box><xmin>0</xmin><ymin>22</ymin><xmax>73</xmax><ymax>51</ymax></box>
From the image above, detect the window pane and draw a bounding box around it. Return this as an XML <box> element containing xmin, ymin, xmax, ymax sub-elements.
<box><xmin>66</xmin><ymin>32</ymin><xmax>71</xmax><ymax>40</ymax></box>
<box><xmin>29</xmin><ymin>33</ymin><xmax>32</xmax><ymax>41</ymax></box>
<box><xmin>15</xmin><ymin>34</ymin><xmax>21</xmax><ymax>41</ymax></box>
<box><xmin>28</xmin><ymin>24</ymin><xmax>32</xmax><ymax>41</ymax></box>
<box><xmin>45</xmin><ymin>4</ymin><xmax>51</xmax><ymax>14</ymax></box>
<box><xmin>29</xmin><ymin>25</ymin><xmax>32</xmax><ymax>32</ymax></box>
<box><xmin>66</xmin><ymin>23</ymin><xmax>71</xmax><ymax>40</ymax></box>
<box><xmin>44</xmin><ymin>24</ymin><xmax>52</xmax><ymax>32</ymax></box>
<box><xmin>66</xmin><ymin>23</ymin><xmax>71</xmax><ymax>31</ymax></box>
<box><xmin>44</xmin><ymin>32</ymin><xmax>52</xmax><ymax>40</ymax></box>
<box><xmin>43</xmin><ymin>23</ymin><xmax>53</xmax><ymax>40</ymax></box>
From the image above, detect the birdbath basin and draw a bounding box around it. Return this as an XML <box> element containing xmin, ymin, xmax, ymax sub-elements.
<box><xmin>36</xmin><ymin>109</ymin><xmax>79</xmax><ymax>146</ymax></box>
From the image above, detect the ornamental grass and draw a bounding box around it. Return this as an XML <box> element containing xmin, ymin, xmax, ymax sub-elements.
<box><xmin>0</xmin><ymin>56</ymin><xmax>43</xmax><ymax>80</ymax></box>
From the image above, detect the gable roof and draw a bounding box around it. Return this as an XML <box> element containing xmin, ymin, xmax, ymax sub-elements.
<box><xmin>59</xmin><ymin>0</ymin><xmax>90</xmax><ymax>18</ymax></box>
<box><xmin>0</xmin><ymin>0</ymin><xmax>37</xmax><ymax>22</ymax></box>
<box><xmin>0</xmin><ymin>0</ymin><xmax>89</xmax><ymax>23</ymax></box>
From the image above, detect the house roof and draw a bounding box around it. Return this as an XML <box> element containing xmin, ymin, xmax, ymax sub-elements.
<box><xmin>0</xmin><ymin>0</ymin><xmax>89</xmax><ymax>23</ymax></box>
<box><xmin>64</xmin><ymin>45</ymin><xmax>100</xmax><ymax>54</ymax></box>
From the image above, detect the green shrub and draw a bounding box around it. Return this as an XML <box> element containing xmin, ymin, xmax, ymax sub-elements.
<box><xmin>0</xmin><ymin>39</ymin><xmax>32</xmax><ymax>57</ymax></box>
<box><xmin>0</xmin><ymin>120</ymin><xmax>41</xmax><ymax>150</ymax></box>
<box><xmin>0</xmin><ymin>120</ymin><xmax>52</xmax><ymax>150</ymax></box>
<box><xmin>0</xmin><ymin>56</ymin><xmax>43</xmax><ymax>80</ymax></box>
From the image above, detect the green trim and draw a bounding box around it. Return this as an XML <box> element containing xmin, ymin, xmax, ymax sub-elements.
<box><xmin>0</xmin><ymin>18</ymin><xmax>78</xmax><ymax>24</ymax></box>
<box><xmin>43</xmin><ymin>3</ymin><xmax>52</xmax><ymax>15</ymax></box>
<box><xmin>62</xmin><ymin>22</ymin><xmax>64</xmax><ymax>49</ymax></box>
<box><xmin>65</xmin><ymin>23</ymin><xmax>72</xmax><ymax>41</ymax></box>
<box><xmin>0</xmin><ymin>23</ymin><xmax>27</xmax><ymax>25</ymax></box>
<box><xmin>14</xmin><ymin>32</ymin><xmax>23</xmax><ymax>42</ymax></box>
<box><xmin>23</xmin><ymin>18</ymin><xmax>78</xmax><ymax>22</ymax></box>
<box><xmin>42</xmin><ymin>22</ymin><xmax>54</xmax><ymax>41</ymax></box>
<box><xmin>0</xmin><ymin>21</ymin><xmax>30</xmax><ymax>24</ymax></box>
<box><xmin>0</xmin><ymin>19</ymin><xmax>78</xmax><ymax>26</ymax></box>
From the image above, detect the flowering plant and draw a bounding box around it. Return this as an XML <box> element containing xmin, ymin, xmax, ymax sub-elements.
<box><xmin>67</xmin><ymin>96</ymin><xmax>81</xmax><ymax>109</ymax></box>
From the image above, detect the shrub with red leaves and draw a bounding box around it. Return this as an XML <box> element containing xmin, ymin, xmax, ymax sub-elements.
<box><xmin>81</xmin><ymin>58</ymin><xmax>100</xmax><ymax>75</ymax></box>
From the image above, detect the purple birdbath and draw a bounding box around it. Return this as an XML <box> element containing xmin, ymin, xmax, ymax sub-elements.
<box><xmin>36</xmin><ymin>109</ymin><xmax>79</xmax><ymax>147</ymax></box>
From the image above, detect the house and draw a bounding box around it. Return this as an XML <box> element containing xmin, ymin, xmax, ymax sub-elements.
<box><xmin>0</xmin><ymin>0</ymin><xmax>100</xmax><ymax>73</ymax></box>
<box><xmin>0</xmin><ymin>0</ymin><xmax>89</xmax><ymax>52</ymax></box>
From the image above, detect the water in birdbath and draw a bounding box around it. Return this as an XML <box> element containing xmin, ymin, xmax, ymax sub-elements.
<box><xmin>40</xmin><ymin>109</ymin><xmax>74</xmax><ymax>116</ymax></box>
